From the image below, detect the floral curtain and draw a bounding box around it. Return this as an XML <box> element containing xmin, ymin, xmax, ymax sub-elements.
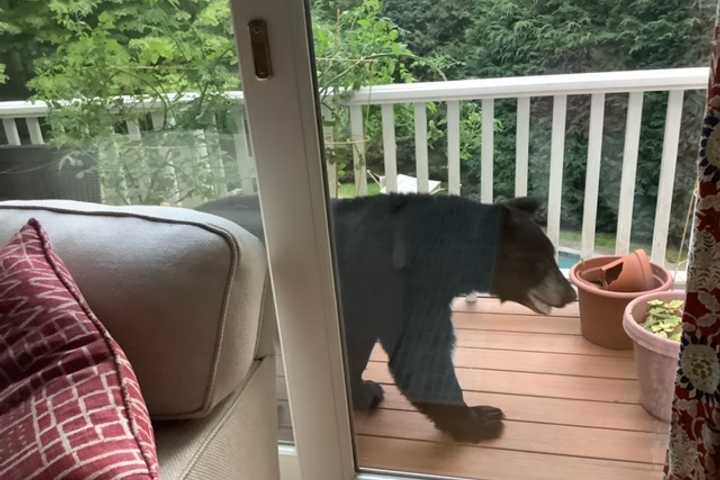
<box><xmin>665</xmin><ymin>25</ymin><xmax>720</xmax><ymax>480</ymax></box>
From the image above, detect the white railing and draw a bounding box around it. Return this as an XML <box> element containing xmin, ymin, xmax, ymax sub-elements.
<box><xmin>346</xmin><ymin>67</ymin><xmax>707</xmax><ymax>266</ymax></box>
<box><xmin>0</xmin><ymin>92</ymin><xmax>257</xmax><ymax>202</ymax></box>
<box><xmin>0</xmin><ymin>67</ymin><xmax>709</xmax><ymax>266</ymax></box>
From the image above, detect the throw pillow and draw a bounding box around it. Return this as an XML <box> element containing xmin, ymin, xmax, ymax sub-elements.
<box><xmin>0</xmin><ymin>219</ymin><xmax>159</xmax><ymax>480</ymax></box>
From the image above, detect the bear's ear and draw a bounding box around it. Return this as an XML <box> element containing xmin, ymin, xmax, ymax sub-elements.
<box><xmin>499</xmin><ymin>197</ymin><xmax>542</xmax><ymax>215</ymax></box>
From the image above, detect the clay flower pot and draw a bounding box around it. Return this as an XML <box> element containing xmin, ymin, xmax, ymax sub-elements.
<box><xmin>623</xmin><ymin>291</ymin><xmax>683</xmax><ymax>422</ymax></box>
<box><xmin>570</xmin><ymin>255</ymin><xmax>672</xmax><ymax>349</ymax></box>
<box><xmin>581</xmin><ymin>249</ymin><xmax>654</xmax><ymax>292</ymax></box>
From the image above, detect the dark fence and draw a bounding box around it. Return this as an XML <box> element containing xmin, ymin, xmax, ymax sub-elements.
<box><xmin>0</xmin><ymin>145</ymin><xmax>101</xmax><ymax>202</ymax></box>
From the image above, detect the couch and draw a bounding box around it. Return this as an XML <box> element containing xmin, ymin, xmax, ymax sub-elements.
<box><xmin>0</xmin><ymin>200</ymin><xmax>279</xmax><ymax>480</ymax></box>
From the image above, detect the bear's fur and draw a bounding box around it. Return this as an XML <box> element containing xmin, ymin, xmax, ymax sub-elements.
<box><xmin>198</xmin><ymin>193</ymin><xmax>575</xmax><ymax>442</ymax></box>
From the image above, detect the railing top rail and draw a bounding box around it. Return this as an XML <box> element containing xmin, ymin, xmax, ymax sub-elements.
<box><xmin>0</xmin><ymin>67</ymin><xmax>709</xmax><ymax>117</ymax></box>
<box><xmin>348</xmin><ymin>67</ymin><xmax>709</xmax><ymax>105</ymax></box>
<box><xmin>0</xmin><ymin>91</ymin><xmax>246</xmax><ymax>118</ymax></box>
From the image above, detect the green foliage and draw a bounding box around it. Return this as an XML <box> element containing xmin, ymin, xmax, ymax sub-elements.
<box><xmin>0</xmin><ymin>0</ymin><xmax>714</xmax><ymax>239</ymax></box>
<box><xmin>24</xmin><ymin>0</ymin><xmax>242</xmax><ymax>204</ymax></box>
<box><xmin>643</xmin><ymin>299</ymin><xmax>684</xmax><ymax>342</ymax></box>
<box><xmin>381</xmin><ymin>0</ymin><xmax>712</xmax><ymax>247</ymax></box>
<box><xmin>310</xmin><ymin>0</ymin><xmax>453</xmax><ymax>190</ymax></box>
<box><xmin>381</xmin><ymin>0</ymin><xmax>471</xmax><ymax>78</ymax></box>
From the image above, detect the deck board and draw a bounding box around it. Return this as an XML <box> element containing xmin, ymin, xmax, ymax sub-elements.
<box><xmin>276</xmin><ymin>297</ymin><xmax>670</xmax><ymax>478</ymax></box>
<box><xmin>370</xmin><ymin>345</ymin><xmax>637</xmax><ymax>379</ymax></box>
<box><xmin>369</xmin><ymin>385</ymin><xmax>668</xmax><ymax>433</ymax></box>
<box><xmin>357</xmin><ymin>437</ymin><xmax>664</xmax><ymax>480</ymax></box>
<box><xmin>452</xmin><ymin>329</ymin><xmax>632</xmax><ymax>357</ymax></box>
<box><xmin>364</xmin><ymin>362</ymin><xmax>641</xmax><ymax>403</ymax></box>
<box><xmin>354</xmin><ymin>408</ymin><xmax>667</xmax><ymax>464</ymax></box>
<box><xmin>453</xmin><ymin>311</ymin><xmax>581</xmax><ymax>335</ymax></box>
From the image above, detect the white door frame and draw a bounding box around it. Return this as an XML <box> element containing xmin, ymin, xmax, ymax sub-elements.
<box><xmin>229</xmin><ymin>1</ymin><xmax>355</xmax><ymax>479</ymax></box>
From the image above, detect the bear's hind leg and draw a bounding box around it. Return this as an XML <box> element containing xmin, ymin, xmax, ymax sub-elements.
<box><xmin>347</xmin><ymin>334</ymin><xmax>384</xmax><ymax>411</ymax></box>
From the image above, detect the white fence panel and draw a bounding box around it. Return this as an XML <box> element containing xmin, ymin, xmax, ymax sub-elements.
<box><xmin>581</xmin><ymin>93</ymin><xmax>606</xmax><ymax>258</ymax></box>
<box><xmin>447</xmin><ymin>100</ymin><xmax>461</xmax><ymax>195</ymax></box>
<box><xmin>2</xmin><ymin>119</ymin><xmax>20</xmax><ymax>146</ymax></box>
<box><xmin>651</xmin><ymin>90</ymin><xmax>685</xmax><ymax>266</ymax></box>
<box><xmin>481</xmin><ymin>99</ymin><xmax>494</xmax><ymax>203</ymax></box>
<box><xmin>515</xmin><ymin>97</ymin><xmax>530</xmax><ymax>197</ymax></box>
<box><xmin>547</xmin><ymin>95</ymin><xmax>568</xmax><ymax>252</ymax></box>
<box><xmin>615</xmin><ymin>92</ymin><xmax>645</xmax><ymax>255</ymax></box>
<box><xmin>26</xmin><ymin>118</ymin><xmax>44</xmax><ymax>144</ymax></box>
<box><xmin>350</xmin><ymin>104</ymin><xmax>368</xmax><ymax>195</ymax></box>
<box><xmin>414</xmin><ymin>102</ymin><xmax>429</xmax><ymax>194</ymax></box>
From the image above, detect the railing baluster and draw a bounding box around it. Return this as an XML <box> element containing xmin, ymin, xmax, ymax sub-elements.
<box><xmin>350</xmin><ymin>105</ymin><xmax>368</xmax><ymax>196</ymax></box>
<box><xmin>149</xmin><ymin>111</ymin><xmax>181</xmax><ymax>203</ymax></box>
<box><xmin>581</xmin><ymin>93</ymin><xmax>606</xmax><ymax>259</ymax></box>
<box><xmin>414</xmin><ymin>102</ymin><xmax>429</xmax><ymax>194</ymax></box>
<box><xmin>205</xmin><ymin>126</ymin><xmax>228</xmax><ymax>196</ymax></box>
<box><xmin>616</xmin><ymin>92</ymin><xmax>644</xmax><ymax>255</ymax></box>
<box><xmin>481</xmin><ymin>99</ymin><xmax>495</xmax><ymax>202</ymax></box>
<box><xmin>515</xmin><ymin>97</ymin><xmax>530</xmax><ymax>197</ymax></box>
<box><xmin>150</xmin><ymin>111</ymin><xmax>164</xmax><ymax>131</ymax></box>
<box><xmin>381</xmin><ymin>104</ymin><xmax>398</xmax><ymax>192</ymax></box>
<box><xmin>126</xmin><ymin>119</ymin><xmax>142</xmax><ymax>140</ymax></box>
<box><xmin>234</xmin><ymin>107</ymin><xmax>256</xmax><ymax>194</ymax></box>
<box><xmin>548</xmin><ymin>95</ymin><xmax>568</xmax><ymax>252</ymax></box>
<box><xmin>3</xmin><ymin>118</ymin><xmax>21</xmax><ymax>145</ymax></box>
<box><xmin>26</xmin><ymin>118</ymin><xmax>44</xmax><ymax>144</ymax></box>
<box><xmin>651</xmin><ymin>90</ymin><xmax>684</xmax><ymax>266</ymax></box>
<box><xmin>447</xmin><ymin>100</ymin><xmax>461</xmax><ymax>195</ymax></box>
<box><xmin>320</xmin><ymin>105</ymin><xmax>337</xmax><ymax>198</ymax></box>
<box><xmin>125</xmin><ymin>118</ymin><xmax>153</xmax><ymax>194</ymax></box>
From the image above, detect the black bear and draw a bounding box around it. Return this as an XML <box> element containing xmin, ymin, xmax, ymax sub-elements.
<box><xmin>198</xmin><ymin>193</ymin><xmax>576</xmax><ymax>442</ymax></box>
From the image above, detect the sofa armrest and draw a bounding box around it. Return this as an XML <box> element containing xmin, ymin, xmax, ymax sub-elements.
<box><xmin>154</xmin><ymin>356</ymin><xmax>279</xmax><ymax>480</ymax></box>
<box><xmin>0</xmin><ymin>200</ymin><xmax>270</xmax><ymax>419</ymax></box>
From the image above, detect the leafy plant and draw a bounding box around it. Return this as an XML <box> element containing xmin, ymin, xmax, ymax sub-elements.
<box><xmin>12</xmin><ymin>0</ymin><xmax>428</xmax><ymax>203</ymax></box>
<box><xmin>26</xmin><ymin>0</ymin><xmax>243</xmax><ymax>205</ymax></box>
<box><xmin>642</xmin><ymin>299</ymin><xmax>684</xmax><ymax>342</ymax></box>
<box><xmin>311</xmin><ymin>0</ymin><xmax>449</xmax><ymax>193</ymax></box>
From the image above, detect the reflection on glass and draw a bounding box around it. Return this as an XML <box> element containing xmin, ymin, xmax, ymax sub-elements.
<box><xmin>0</xmin><ymin>0</ymin><xmax>291</xmax><ymax>446</ymax></box>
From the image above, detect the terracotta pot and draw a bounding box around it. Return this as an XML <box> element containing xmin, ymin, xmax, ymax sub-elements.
<box><xmin>624</xmin><ymin>291</ymin><xmax>683</xmax><ymax>422</ymax></box>
<box><xmin>581</xmin><ymin>249</ymin><xmax>654</xmax><ymax>292</ymax></box>
<box><xmin>570</xmin><ymin>256</ymin><xmax>673</xmax><ymax>349</ymax></box>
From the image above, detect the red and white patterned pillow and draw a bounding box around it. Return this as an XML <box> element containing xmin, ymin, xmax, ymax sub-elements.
<box><xmin>0</xmin><ymin>219</ymin><xmax>159</xmax><ymax>480</ymax></box>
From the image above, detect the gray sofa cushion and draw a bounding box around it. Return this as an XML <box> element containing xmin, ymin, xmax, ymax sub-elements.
<box><xmin>0</xmin><ymin>200</ymin><xmax>269</xmax><ymax>420</ymax></box>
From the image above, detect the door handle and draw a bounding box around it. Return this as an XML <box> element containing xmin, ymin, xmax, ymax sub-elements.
<box><xmin>249</xmin><ymin>19</ymin><xmax>273</xmax><ymax>80</ymax></box>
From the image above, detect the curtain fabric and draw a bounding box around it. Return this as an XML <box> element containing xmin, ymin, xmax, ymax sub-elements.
<box><xmin>665</xmin><ymin>25</ymin><xmax>720</xmax><ymax>480</ymax></box>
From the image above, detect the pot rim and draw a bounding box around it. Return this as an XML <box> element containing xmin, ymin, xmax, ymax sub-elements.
<box><xmin>570</xmin><ymin>255</ymin><xmax>673</xmax><ymax>299</ymax></box>
<box><xmin>622</xmin><ymin>290</ymin><xmax>684</xmax><ymax>356</ymax></box>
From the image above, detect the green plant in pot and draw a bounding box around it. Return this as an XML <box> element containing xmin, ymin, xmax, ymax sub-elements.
<box><xmin>624</xmin><ymin>291</ymin><xmax>684</xmax><ymax>422</ymax></box>
<box><xmin>642</xmin><ymin>299</ymin><xmax>684</xmax><ymax>342</ymax></box>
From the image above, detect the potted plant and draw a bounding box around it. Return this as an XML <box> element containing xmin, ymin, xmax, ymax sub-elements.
<box><xmin>623</xmin><ymin>291</ymin><xmax>684</xmax><ymax>422</ymax></box>
<box><xmin>569</xmin><ymin>250</ymin><xmax>673</xmax><ymax>349</ymax></box>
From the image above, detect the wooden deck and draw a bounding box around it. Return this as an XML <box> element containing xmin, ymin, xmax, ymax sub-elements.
<box><xmin>277</xmin><ymin>297</ymin><xmax>669</xmax><ymax>480</ymax></box>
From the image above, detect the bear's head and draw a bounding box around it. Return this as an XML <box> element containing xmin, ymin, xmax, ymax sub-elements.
<box><xmin>491</xmin><ymin>197</ymin><xmax>576</xmax><ymax>314</ymax></box>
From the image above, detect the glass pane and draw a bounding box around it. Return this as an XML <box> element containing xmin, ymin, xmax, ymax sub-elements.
<box><xmin>304</xmin><ymin>1</ymin><xmax>710</xmax><ymax>478</ymax></box>
<box><xmin>0</xmin><ymin>0</ymin><xmax>292</xmax><ymax>444</ymax></box>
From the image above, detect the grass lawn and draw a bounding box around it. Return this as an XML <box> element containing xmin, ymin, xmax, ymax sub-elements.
<box><xmin>337</xmin><ymin>182</ymin><xmax>382</xmax><ymax>198</ymax></box>
<box><xmin>560</xmin><ymin>230</ymin><xmax>688</xmax><ymax>266</ymax></box>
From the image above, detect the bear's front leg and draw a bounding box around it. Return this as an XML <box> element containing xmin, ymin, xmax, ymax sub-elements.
<box><xmin>413</xmin><ymin>403</ymin><xmax>504</xmax><ymax>442</ymax></box>
<box><xmin>384</xmin><ymin>328</ymin><xmax>504</xmax><ymax>442</ymax></box>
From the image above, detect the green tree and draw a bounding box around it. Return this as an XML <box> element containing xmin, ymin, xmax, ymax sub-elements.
<box><xmin>454</xmin><ymin>0</ymin><xmax>712</xmax><ymax>247</ymax></box>
<box><xmin>26</xmin><ymin>0</ymin><xmax>241</xmax><ymax>205</ymax></box>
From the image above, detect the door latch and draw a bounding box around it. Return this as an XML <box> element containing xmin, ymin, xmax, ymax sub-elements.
<box><xmin>249</xmin><ymin>19</ymin><xmax>273</xmax><ymax>80</ymax></box>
